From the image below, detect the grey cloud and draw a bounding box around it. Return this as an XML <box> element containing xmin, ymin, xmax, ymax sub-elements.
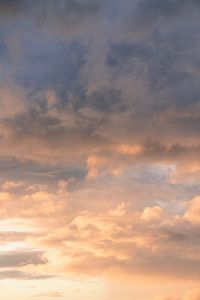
<box><xmin>128</xmin><ymin>0</ymin><xmax>200</xmax><ymax>36</ymax></box>
<box><xmin>0</xmin><ymin>269</ymin><xmax>52</xmax><ymax>280</ymax></box>
<box><xmin>0</xmin><ymin>0</ymin><xmax>26</xmax><ymax>14</ymax></box>
<box><xmin>136</xmin><ymin>0</ymin><xmax>192</xmax><ymax>19</ymax></box>
<box><xmin>0</xmin><ymin>251</ymin><xmax>47</xmax><ymax>268</ymax></box>
<box><xmin>0</xmin><ymin>0</ymin><xmax>103</xmax><ymax>32</ymax></box>
<box><xmin>0</xmin><ymin>0</ymin><xmax>101</xmax><ymax>17</ymax></box>
<box><xmin>0</xmin><ymin>156</ymin><xmax>85</xmax><ymax>192</ymax></box>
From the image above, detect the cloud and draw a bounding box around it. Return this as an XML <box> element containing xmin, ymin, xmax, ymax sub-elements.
<box><xmin>141</xmin><ymin>206</ymin><xmax>164</xmax><ymax>222</ymax></box>
<box><xmin>0</xmin><ymin>0</ymin><xmax>199</xmax><ymax>176</ymax></box>
<box><xmin>0</xmin><ymin>0</ymin><xmax>103</xmax><ymax>39</ymax></box>
<box><xmin>0</xmin><ymin>189</ymin><xmax>67</xmax><ymax>219</ymax></box>
<box><xmin>0</xmin><ymin>0</ymin><xmax>101</xmax><ymax>19</ymax></box>
<box><xmin>25</xmin><ymin>197</ymin><xmax>200</xmax><ymax>280</ymax></box>
<box><xmin>184</xmin><ymin>196</ymin><xmax>200</xmax><ymax>225</ymax></box>
<box><xmin>0</xmin><ymin>250</ymin><xmax>47</xmax><ymax>268</ymax></box>
<box><xmin>0</xmin><ymin>269</ymin><xmax>52</xmax><ymax>280</ymax></box>
<box><xmin>0</xmin><ymin>82</ymin><xmax>26</xmax><ymax>118</ymax></box>
<box><xmin>124</xmin><ymin>0</ymin><xmax>200</xmax><ymax>38</ymax></box>
<box><xmin>0</xmin><ymin>1</ymin><xmax>200</xmax><ymax>299</ymax></box>
<box><xmin>34</xmin><ymin>291</ymin><xmax>63</xmax><ymax>298</ymax></box>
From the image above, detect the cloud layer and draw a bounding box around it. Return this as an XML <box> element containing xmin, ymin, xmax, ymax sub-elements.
<box><xmin>0</xmin><ymin>1</ymin><xmax>200</xmax><ymax>299</ymax></box>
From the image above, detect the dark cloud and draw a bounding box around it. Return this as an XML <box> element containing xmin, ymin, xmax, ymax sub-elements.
<box><xmin>17</xmin><ymin>38</ymin><xmax>86</xmax><ymax>91</ymax></box>
<box><xmin>0</xmin><ymin>0</ymin><xmax>26</xmax><ymax>14</ymax></box>
<box><xmin>0</xmin><ymin>0</ymin><xmax>101</xmax><ymax>17</ymax></box>
<box><xmin>0</xmin><ymin>0</ymin><xmax>102</xmax><ymax>31</ymax></box>
<box><xmin>129</xmin><ymin>0</ymin><xmax>200</xmax><ymax>35</ymax></box>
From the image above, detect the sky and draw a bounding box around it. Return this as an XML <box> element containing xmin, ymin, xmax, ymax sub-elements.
<box><xmin>0</xmin><ymin>0</ymin><xmax>200</xmax><ymax>299</ymax></box>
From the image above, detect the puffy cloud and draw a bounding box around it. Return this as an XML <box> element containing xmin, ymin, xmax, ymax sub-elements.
<box><xmin>0</xmin><ymin>189</ymin><xmax>67</xmax><ymax>219</ymax></box>
<box><xmin>184</xmin><ymin>197</ymin><xmax>200</xmax><ymax>225</ymax></box>
<box><xmin>141</xmin><ymin>206</ymin><xmax>164</xmax><ymax>222</ymax></box>
<box><xmin>2</xmin><ymin>181</ymin><xmax>24</xmax><ymax>190</ymax></box>
<box><xmin>21</xmin><ymin>197</ymin><xmax>200</xmax><ymax>280</ymax></box>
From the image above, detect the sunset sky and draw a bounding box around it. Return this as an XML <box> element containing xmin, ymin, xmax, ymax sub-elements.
<box><xmin>0</xmin><ymin>1</ymin><xmax>200</xmax><ymax>299</ymax></box>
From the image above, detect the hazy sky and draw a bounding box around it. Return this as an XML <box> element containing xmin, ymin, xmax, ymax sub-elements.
<box><xmin>0</xmin><ymin>1</ymin><xmax>200</xmax><ymax>299</ymax></box>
